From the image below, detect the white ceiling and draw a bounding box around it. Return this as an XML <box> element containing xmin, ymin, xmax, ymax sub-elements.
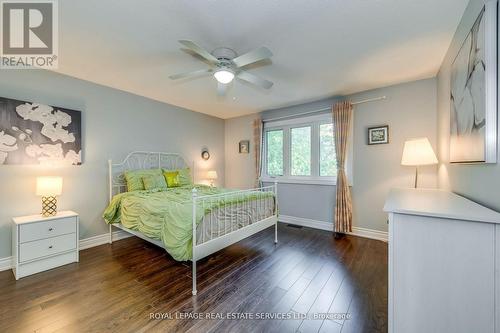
<box><xmin>56</xmin><ymin>0</ymin><xmax>468</xmax><ymax>119</ymax></box>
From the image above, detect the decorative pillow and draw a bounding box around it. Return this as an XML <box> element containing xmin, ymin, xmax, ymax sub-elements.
<box><xmin>164</xmin><ymin>171</ymin><xmax>180</xmax><ymax>188</ymax></box>
<box><xmin>124</xmin><ymin>169</ymin><xmax>162</xmax><ymax>191</ymax></box>
<box><xmin>142</xmin><ymin>174</ymin><xmax>168</xmax><ymax>191</ymax></box>
<box><xmin>163</xmin><ymin>168</ymin><xmax>193</xmax><ymax>186</ymax></box>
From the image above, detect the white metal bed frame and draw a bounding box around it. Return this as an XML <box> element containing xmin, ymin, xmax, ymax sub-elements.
<box><xmin>107</xmin><ymin>151</ymin><xmax>278</xmax><ymax>295</ymax></box>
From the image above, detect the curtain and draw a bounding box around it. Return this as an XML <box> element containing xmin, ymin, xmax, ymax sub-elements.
<box><xmin>253</xmin><ymin>117</ymin><xmax>263</xmax><ymax>188</ymax></box>
<box><xmin>332</xmin><ymin>101</ymin><xmax>353</xmax><ymax>234</ymax></box>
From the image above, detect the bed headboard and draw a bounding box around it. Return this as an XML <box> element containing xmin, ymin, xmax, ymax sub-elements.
<box><xmin>108</xmin><ymin>151</ymin><xmax>192</xmax><ymax>200</ymax></box>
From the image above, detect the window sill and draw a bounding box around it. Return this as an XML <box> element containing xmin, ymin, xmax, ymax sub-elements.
<box><xmin>260</xmin><ymin>177</ymin><xmax>337</xmax><ymax>186</ymax></box>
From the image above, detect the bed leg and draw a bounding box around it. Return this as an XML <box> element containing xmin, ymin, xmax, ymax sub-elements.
<box><xmin>274</xmin><ymin>181</ymin><xmax>278</xmax><ymax>244</ymax></box>
<box><xmin>192</xmin><ymin>187</ymin><xmax>198</xmax><ymax>296</ymax></box>
<box><xmin>274</xmin><ymin>220</ymin><xmax>278</xmax><ymax>244</ymax></box>
<box><xmin>109</xmin><ymin>224</ymin><xmax>113</xmax><ymax>244</ymax></box>
<box><xmin>192</xmin><ymin>260</ymin><xmax>197</xmax><ymax>296</ymax></box>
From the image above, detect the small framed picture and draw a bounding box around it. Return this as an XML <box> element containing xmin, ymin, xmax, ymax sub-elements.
<box><xmin>239</xmin><ymin>140</ymin><xmax>250</xmax><ymax>154</ymax></box>
<box><xmin>368</xmin><ymin>125</ymin><xmax>389</xmax><ymax>145</ymax></box>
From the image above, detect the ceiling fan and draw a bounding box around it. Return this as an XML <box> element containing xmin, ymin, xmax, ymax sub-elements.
<box><xmin>169</xmin><ymin>40</ymin><xmax>274</xmax><ymax>95</ymax></box>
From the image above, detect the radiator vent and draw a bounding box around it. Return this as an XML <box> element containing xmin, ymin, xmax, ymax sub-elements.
<box><xmin>287</xmin><ymin>224</ymin><xmax>303</xmax><ymax>229</ymax></box>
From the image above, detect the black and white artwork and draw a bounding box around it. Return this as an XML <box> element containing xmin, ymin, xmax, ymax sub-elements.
<box><xmin>0</xmin><ymin>97</ymin><xmax>82</xmax><ymax>165</ymax></box>
<box><xmin>368</xmin><ymin>125</ymin><xmax>389</xmax><ymax>145</ymax></box>
<box><xmin>450</xmin><ymin>3</ymin><xmax>497</xmax><ymax>163</ymax></box>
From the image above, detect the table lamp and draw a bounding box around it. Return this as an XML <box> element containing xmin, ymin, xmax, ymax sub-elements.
<box><xmin>401</xmin><ymin>138</ymin><xmax>438</xmax><ymax>188</ymax></box>
<box><xmin>36</xmin><ymin>177</ymin><xmax>63</xmax><ymax>217</ymax></box>
<box><xmin>207</xmin><ymin>170</ymin><xmax>218</xmax><ymax>187</ymax></box>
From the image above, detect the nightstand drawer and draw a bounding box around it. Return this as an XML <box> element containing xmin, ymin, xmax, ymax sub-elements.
<box><xmin>19</xmin><ymin>233</ymin><xmax>76</xmax><ymax>263</ymax></box>
<box><xmin>19</xmin><ymin>217</ymin><xmax>76</xmax><ymax>243</ymax></box>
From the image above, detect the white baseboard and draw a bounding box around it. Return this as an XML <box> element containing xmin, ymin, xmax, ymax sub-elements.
<box><xmin>79</xmin><ymin>229</ymin><xmax>132</xmax><ymax>250</ymax></box>
<box><xmin>279</xmin><ymin>215</ymin><xmax>388</xmax><ymax>242</ymax></box>
<box><xmin>279</xmin><ymin>215</ymin><xmax>333</xmax><ymax>232</ymax></box>
<box><xmin>0</xmin><ymin>229</ymin><xmax>132</xmax><ymax>272</ymax></box>
<box><xmin>0</xmin><ymin>256</ymin><xmax>12</xmax><ymax>272</ymax></box>
<box><xmin>349</xmin><ymin>226</ymin><xmax>388</xmax><ymax>242</ymax></box>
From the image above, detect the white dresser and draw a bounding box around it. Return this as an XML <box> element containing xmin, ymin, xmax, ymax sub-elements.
<box><xmin>384</xmin><ymin>189</ymin><xmax>500</xmax><ymax>333</ymax></box>
<box><xmin>12</xmin><ymin>211</ymin><xmax>79</xmax><ymax>279</ymax></box>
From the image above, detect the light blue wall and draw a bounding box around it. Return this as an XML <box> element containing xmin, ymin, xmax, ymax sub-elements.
<box><xmin>259</xmin><ymin>78</ymin><xmax>438</xmax><ymax>232</ymax></box>
<box><xmin>0</xmin><ymin>69</ymin><xmax>225</xmax><ymax>259</ymax></box>
<box><xmin>265</xmin><ymin>182</ymin><xmax>336</xmax><ymax>222</ymax></box>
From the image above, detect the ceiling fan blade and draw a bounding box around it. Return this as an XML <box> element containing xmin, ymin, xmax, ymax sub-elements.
<box><xmin>237</xmin><ymin>71</ymin><xmax>273</xmax><ymax>89</ymax></box>
<box><xmin>169</xmin><ymin>68</ymin><xmax>212</xmax><ymax>80</ymax></box>
<box><xmin>179</xmin><ymin>40</ymin><xmax>219</xmax><ymax>63</ymax></box>
<box><xmin>232</xmin><ymin>47</ymin><xmax>273</xmax><ymax>68</ymax></box>
<box><xmin>217</xmin><ymin>82</ymin><xmax>227</xmax><ymax>96</ymax></box>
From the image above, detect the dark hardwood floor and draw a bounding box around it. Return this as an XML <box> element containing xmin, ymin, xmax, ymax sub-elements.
<box><xmin>0</xmin><ymin>224</ymin><xmax>387</xmax><ymax>333</ymax></box>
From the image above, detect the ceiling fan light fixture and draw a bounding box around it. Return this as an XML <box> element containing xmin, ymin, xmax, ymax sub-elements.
<box><xmin>214</xmin><ymin>69</ymin><xmax>234</xmax><ymax>84</ymax></box>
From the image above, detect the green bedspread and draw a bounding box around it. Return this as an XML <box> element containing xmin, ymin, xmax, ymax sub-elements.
<box><xmin>103</xmin><ymin>185</ymin><xmax>275</xmax><ymax>261</ymax></box>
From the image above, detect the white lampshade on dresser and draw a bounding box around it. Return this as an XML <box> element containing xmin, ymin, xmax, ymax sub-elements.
<box><xmin>401</xmin><ymin>138</ymin><xmax>438</xmax><ymax>188</ymax></box>
<box><xmin>36</xmin><ymin>177</ymin><xmax>63</xmax><ymax>217</ymax></box>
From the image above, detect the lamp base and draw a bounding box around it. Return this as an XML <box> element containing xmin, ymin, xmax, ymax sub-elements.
<box><xmin>41</xmin><ymin>196</ymin><xmax>57</xmax><ymax>217</ymax></box>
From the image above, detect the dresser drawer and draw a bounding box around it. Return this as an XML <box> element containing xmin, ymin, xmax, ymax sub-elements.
<box><xmin>20</xmin><ymin>233</ymin><xmax>76</xmax><ymax>263</ymax></box>
<box><xmin>19</xmin><ymin>217</ymin><xmax>76</xmax><ymax>243</ymax></box>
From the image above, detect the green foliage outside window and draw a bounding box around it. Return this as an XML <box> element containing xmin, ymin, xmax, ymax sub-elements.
<box><xmin>320</xmin><ymin>124</ymin><xmax>337</xmax><ymax>176</ymax></box>
<box><xmin>266</xmin><ymin>130</ymin><xmax>283</xmax><ymax>176</ymax></box>
<box><xmin>265</xmin><ymin>121</ymin><xmax>337</xmax><ymax>179</ymax></box>
<box><xmin>291</xmin><ymin>126</ymin><xmax>311</xmax><ymax>176</ymax></box>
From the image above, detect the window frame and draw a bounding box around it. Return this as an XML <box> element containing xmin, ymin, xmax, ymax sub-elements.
<box><xmin>261</xmin><ymin>113</ymin><xmax>353</xmax><ymax>186</ymax></box>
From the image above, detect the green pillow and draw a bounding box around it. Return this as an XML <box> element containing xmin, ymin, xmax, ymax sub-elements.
<box><xmin>163</xmin><ymin>168</ymin><xmax>192</xmax><ymax>186</ymax></box>
<box><xmin>142</xmin><ymin>174</ymin><xmax>168</xmax><ymax>191</ymax></box>
<box><xmin>164</xmin><ymin>171</ymin><xmax>180</xmax><ymax>188</ymax></box>
<box><xmin>124</xmin><ymin>169</ymin><xmax>162</xmax><ymax>191</ymax></box>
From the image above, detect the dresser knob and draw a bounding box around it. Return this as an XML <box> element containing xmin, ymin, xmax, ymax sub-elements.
<box><xmin>49</xmin><ymin>245</ymin><xmax>53</xmax><ymax>249</ymax></box>
<box><xmin>48</xmin><ymin>228</ymin><xmax>54</xmax><ymax>231</ymax></box>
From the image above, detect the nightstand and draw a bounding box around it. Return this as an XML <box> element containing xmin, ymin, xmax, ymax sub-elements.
<box><xmin>12</xmin><ymin>211</ymin><xmax>79</xmax><ymax>279</ymax></box>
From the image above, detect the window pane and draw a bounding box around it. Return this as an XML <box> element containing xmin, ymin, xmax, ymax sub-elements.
<box><xmin>266</xmin><ymin>130</ymin><xmax>283</xmax><ymax>176</ymax></box>
<box><xmin>320</xmin><ymin>123</ymin><xmax>337</xmax><ymax>176</ymax></box>
<box><xmin>291</xmin><ymin>126</ymin><xmax>311</xmax><ymax>176</ymax></box>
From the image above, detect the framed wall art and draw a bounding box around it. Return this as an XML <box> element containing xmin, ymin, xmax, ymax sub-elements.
<box><xmin>368</xmin><ymin>125</ymin><xmax>389</xmax><ymax>145</ymax></box>
<box><xmin>0</xmin><ymin>97</ymin><xmax>82</xmax><ymax>165</ymax></box>
<box><xmin>450</xmin><ymin>1</ymin><xmax>497</xmax><ymax>163</ymax></box>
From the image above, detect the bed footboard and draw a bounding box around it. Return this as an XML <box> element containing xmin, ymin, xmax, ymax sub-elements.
<box><xmin>191</xmin><ymin>182</ymin><xmax>279</xmax><ymax>295</ymax></box>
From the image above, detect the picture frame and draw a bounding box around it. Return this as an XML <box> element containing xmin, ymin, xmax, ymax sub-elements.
<box><xmin>449</xmin><ymin>1</ymin><xmax>497</xmax><ymax>164</ymax></box>
<box><xmin>368</xmin><ymin>125</ymin><xmax>389</xmax><ymax>145</ymax></box>
<box><xmin>239</xmin><ymin>140</ymin><xmax>250</xmax><ymax>154</ymax></box>
<box><xmin>0</xmin><ymin>96</ymin><xmax>82</xmax><ymax>165</ymax></box>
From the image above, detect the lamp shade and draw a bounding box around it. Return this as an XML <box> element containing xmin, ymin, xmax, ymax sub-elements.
<box><xmin>207</xmin><ymin>170</ymin><xmax>218</xmax><ymax>180</ymax></box>
<box><xmin>401</xmin><ymin>138</ymin><xmax>438</xmax><ymax>166</ymax></box>
<box><xmin>36</xmin><ymin>177</ymin><xmax>63</xmax><ymax>196</ymax></box>
<box><xmin>213</xmin><ymin>69</ymin><xmax>234</xmax><ymax>84</ymax></box>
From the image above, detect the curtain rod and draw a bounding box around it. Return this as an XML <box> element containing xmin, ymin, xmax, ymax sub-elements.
<box><xmin>263</xmin><ymin>96</ymin><xmax>387</xmax><ymax>123</ymax></box>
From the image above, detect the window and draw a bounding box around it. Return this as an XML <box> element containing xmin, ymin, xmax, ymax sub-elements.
<box><xmin>291</xmin><ymin>126</ymin><xmax>311</xmax><ymax>176</ymax></box>
<box><xmin>320</xmin><ymin>123</ymin><xmax>336</xmax><ymax>176</ymax></box>
<box><xmin>266</xmin><ymin>130</ymin><xmax>283</xmax><ymax>176</ymax></box>
<box><xmin>263</xmin><ymin>113</ymin><xmax>350</xmax><ymax>185</ymax></box>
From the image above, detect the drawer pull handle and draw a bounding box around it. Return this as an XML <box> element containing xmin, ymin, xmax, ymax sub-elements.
<box><xmin>49</xmin><ymin>245</ymin><xmax>53</xmax><ymax>249</ymax></box>
<box><xmin>48</xmin><ymin>228</ymin><xmax>54</xmax><ymax>231</ymax></box>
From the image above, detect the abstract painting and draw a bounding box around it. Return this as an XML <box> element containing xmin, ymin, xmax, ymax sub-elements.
<box><xmin>450</xmin><ymin>2</ymin><xmax>497</xmax><ymax>163</ymax></box>
<box><xmin>0</xmin><ymin>97</ymin><xmax>82</xmax><ymax>165</ymax></box>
